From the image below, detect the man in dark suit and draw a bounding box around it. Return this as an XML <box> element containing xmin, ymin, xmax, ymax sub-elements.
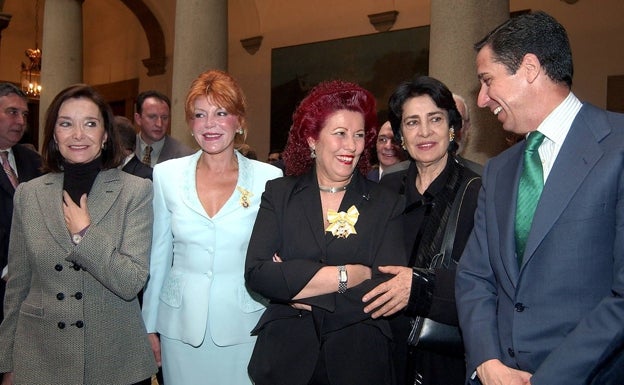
<box><xmin>0</xmin><ymin>83</ymin><xmax>42</xmax><ymax>321</ymax></box>
<box><xmin>115</xmin><ymin>115</ymin><xmax>153</xmax><ymax>180</ymax></box>
<box><xmin>133</xmin><ymin>90</ymin><xmax>193</xmax><ymax>167</ymax></box>
<box><xmin>455</xmin><ymin>12</ymin><xmax>624</xmax><ymax>385</ymax></box>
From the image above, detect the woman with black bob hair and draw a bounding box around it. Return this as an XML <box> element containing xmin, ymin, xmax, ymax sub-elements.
<box><xmin>362</xmin><ymin>76</ymin><xmax>481</xmax><ymax>385</ymax></box>
<box><xmin>0</xmin><ymin>84</ymin><xmax>156</xmax><ymax>384</ymax></box>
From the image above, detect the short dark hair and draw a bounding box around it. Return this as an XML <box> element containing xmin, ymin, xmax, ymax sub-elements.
<box><xmin>135</xmin><ymin>90</ymin><xmax>171</xmax><ymax>114</ymax></box>
<box><xmin>0</xmin><ymin>83</ymin><xmax>27</xmax><ymax>100</ymax></box>
<box><xmin>114</xmin><ymin>115</ymin><xmax>137</xmax><ymax>151</ymax></box>
<box><xmin>42</xmin><ymin>84</ymin><xmax>123</xmax><ymax>172</ymax></box>
<box><xmin>388</xmin><ymin>75</ymin><xmax>462</xmax><ymax>145</ymax></box>
<box><xmin>475</xmin><ymin>11</ymin><xmax>573</xmax><ymax>87</ymax></box>
<box><xmin>282</xmin><ymin>80</ymin><xmax>377</xmax><ymax>176</ymax></box>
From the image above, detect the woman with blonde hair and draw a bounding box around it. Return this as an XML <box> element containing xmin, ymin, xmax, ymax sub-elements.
<box><xmin>142</xmin><ymin>69</ymin><xmax>282</xmax><ymax>384</ymax></box>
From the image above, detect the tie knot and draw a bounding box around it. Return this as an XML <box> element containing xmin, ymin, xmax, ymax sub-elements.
<box><xmin>145</xmin><ymin>146</ymin><xmax>152</xmax><ymax>155</ymax></box>
<box><xmin>525</xmin><ymin>131</ymin><xmax>545</xmax><ymax>152</ymax></box>
<box><xmin>0</xmin><ymin>151</ymin><xmax>9</xmax><ymax>161</ymax></box>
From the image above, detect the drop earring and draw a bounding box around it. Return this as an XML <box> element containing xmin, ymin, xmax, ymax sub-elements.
<box><xmin>237</xmin><ymin>128</ymin><xmax>244</xmax><ymax>135</ymax></box>
<box><xmin>310</xmin><ymin>147</ymin><xmax>316</xmax><ymax>159</ymax></box>
<box><xmin>449</xmin><ymin>128</ymin><xmax>455</xmax><ymax>142</ymax></box>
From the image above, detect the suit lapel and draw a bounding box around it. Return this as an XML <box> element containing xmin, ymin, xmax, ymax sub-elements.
<box><xmin>522</xmin><ymin>107</ymin><xmax>606</xmax><ymax>267</ymax></box>
<box><xmin>494</xmin><ymin>145</ymin><xmax>524</xmax><ymax>280</ymax></box>
<box><xmin>36</xmin><ymin>170</ymin><xmax>123</xmax><ymax>250</ymax></box>
<box><xmin>36</xmin><ymin>173</ymin><xmax>70</xmax><ymax>250</ymax></box>
<box><xmin>0</xmin><ymin>170</ymin><xmax>14</xmax><ymax>196</ymax></box>
<box><xmin>295</xmin><ymin>171</ymin><xmax>327</xmax><ymax>254</ymax></box>
<box><xmin>87</xmin><ymin>169</ymin><xmax>122</xmax><ymax>227</ymax></box>
<box><xmin>324</xmin><ymin>172</ymin><xmax>371</xmax><ymax>247</ymax></box>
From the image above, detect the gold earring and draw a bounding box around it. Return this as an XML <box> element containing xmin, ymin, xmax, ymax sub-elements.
<box><xmin>449</xmin><ymin>128</ymin><xmax>455</xmax><ymax>142</ymax></box>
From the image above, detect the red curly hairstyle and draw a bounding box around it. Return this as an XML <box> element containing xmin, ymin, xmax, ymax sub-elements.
<box><xmin>282</xmin><ymin>80</ymin><xmax>377</xmax><ymax>176</ymax></box>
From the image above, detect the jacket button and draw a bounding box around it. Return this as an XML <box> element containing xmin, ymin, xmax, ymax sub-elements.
<box><xmin>57</xmin><ymin>322</ymin><xmax>66</xmax><ymax>329</ymax></box>
<box><xmin>56</xmin><ymin>293</ymin><xmax>65</xmax><ymax>300</ymax></box>
<box><xmin>514</xmin><ymin>303</ymin><xmax>525</xmax><ymax>312</ymax></box>
<box><xmin>72</xmin><ymin>263</ymin><xmax>81</xmax><ymax>271</ymax></box>
<box><xmin>54</xmin><ymin>264</ymin><xmax>63</xmax><ymax>271</ymax></box>
<box><xmin>508</xmin><ymin>348</ymin><xmax>515</xmax><ymax>357</ymax></box>
<box><xmin>75</xmin><ymin>321</ymin><xmax>84</xmax><ymax>328</ymax></box>
<box><xmin>74</xmin><ymin>292</ymin><xmax>83</xmax><ymax>300</ymax></box>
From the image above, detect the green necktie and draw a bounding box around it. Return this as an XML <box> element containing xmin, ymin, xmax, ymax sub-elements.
<box><xmin>515</xmin><ymin>131</ymin><xmax>546</xmax><ymax>265</ymax></box>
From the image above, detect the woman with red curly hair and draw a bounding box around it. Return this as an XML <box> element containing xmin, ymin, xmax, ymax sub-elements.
<box><xmin>245</xmin><ymin>80</ymin><xmax>407</xmax><ymax>385</ymax></box>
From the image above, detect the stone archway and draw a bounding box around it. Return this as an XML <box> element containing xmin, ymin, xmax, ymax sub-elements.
<box><xmin>120</xmin><ymin>0</ymin><xmax>166</xmax><ymax>76</ymax></box>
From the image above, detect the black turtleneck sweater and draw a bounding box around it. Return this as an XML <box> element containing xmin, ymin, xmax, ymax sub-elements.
<box><xmin>62</xmin><ymin>157</ymin><xmax>102</xmax><ymax>204</ymax></box>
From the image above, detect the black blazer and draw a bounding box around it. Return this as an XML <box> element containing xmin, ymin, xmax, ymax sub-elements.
<box><xmin>0</xmin><ymin>144</ymin><xmax>42</xmax><ymax>320</ymax></box>
<box><xmin>380</xmin><ymin>157</ymin><xmax>480</xmax><ymax>325</ymax></box>
<box><xmin>245</xmin><ymin>169</ymin><xmax>407</xmax><ymax>385</ymax></box>
<box><xmin>122</xmin><ymin>155</ymin><xmax>153</xmax><ymax>180</ymax></box>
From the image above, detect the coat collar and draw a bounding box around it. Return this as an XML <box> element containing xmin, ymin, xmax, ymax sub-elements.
<box><xmin>292</xmin><ymin>167</ymin><xmax>372</xmax><ymax>251</ymax></box>
<box><xmin>36</xmin><ymin>169</ymin><xmax>122</xmax><ymax>250</ymax></box>
<box><xmin>181</xmin><ymin>150</ymin><xmax>255</xmax><ymax>219</ymax></box>
<box><xmin>495</xmin><ymin>104</ymin><xmax>607</xmax><ymax>277</ymax></box>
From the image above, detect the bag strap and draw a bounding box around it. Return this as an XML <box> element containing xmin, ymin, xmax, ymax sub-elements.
<box><xmin>431</xmin><ymin>176</ymin><xmax>480</xmax><ymax>269</ymax></box>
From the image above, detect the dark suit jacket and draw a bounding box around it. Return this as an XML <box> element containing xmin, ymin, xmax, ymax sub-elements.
<box><xmin>245</xmin><ymin>170</ymin><xmax>407</xmax><ymax>385</ymax></box>
<box><xmin>456</xmin><ymin>103</ymin><xmax>624</xmax><ymax>385</ymax></box>
<box><xmin>122</xmin><ymin>155</ymin><xmax>153</xmax><ymax>180</ymax></box>
<box><xmin>0</xmin><ymin>144</ymin><xmax>41</xmax><ymax>320</ymax></box>
<box><xmin>134</xmin><ymin>135</ymin><xmax>194</xmax><ymax>165</ymax></box>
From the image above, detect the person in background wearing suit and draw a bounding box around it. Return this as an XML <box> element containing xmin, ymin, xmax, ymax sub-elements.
<box><xmin>455</xmin><ymin>11</ymin><xmax>624</xmax><ymax>385</ymax></box>
<box><xmin>452</xmin><ymin>93</ymin><xmax>484</xmax><ymax>175</ymax></box>
<box><xmin>0</xmin><ymin>83</ymin><xmax>42</xmax><ymax>325</ymax></box>
<box><xmin>134</xmin><ymin>90</ymin><xmax>193</xmax><ymax>167</ymax></box>
<box><xmin>245</xmin><ymin>80</ymin><xmax>406</xmax><ymax>385</ymax></box>
<box><xmin>367</xmin><ymin>112</ymin><xmax>407</xmax><ymax>182</ymax></box>
<box><xmin>141</xmin><ymin>70</ymin><xmax>282</xmax><ymax>385</ymax></box>
<box><xmin>0</xmin><ymin>84</ymin><xmax>156</xmax><ymax>384</ymax></box>
<box><xmin>115</xmin><ymin>115</ymin><xmax>153</xmax><ymax>180</ymax></box>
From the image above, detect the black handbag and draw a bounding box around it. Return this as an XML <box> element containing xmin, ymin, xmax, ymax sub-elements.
<box><xmin>406</xmin><ymin>176</ymin><xmax>479</xmax><ymax>357</ymax></box>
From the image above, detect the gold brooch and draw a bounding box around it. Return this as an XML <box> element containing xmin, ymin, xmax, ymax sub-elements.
<box><xmin>325</xmin><ymin>205</ymin><xmax>359</xmax><ymax>238</ymax></box>
<box><xmin>237</xmin><ymin>186</ymin><xmax>253</xmax><ymax>208</ymax></box>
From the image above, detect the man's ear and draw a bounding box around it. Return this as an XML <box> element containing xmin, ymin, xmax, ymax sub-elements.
<box><xmin>522</xmin><ymin>53</ymin><xmax>541</xmax><ymax>84</ymax></box>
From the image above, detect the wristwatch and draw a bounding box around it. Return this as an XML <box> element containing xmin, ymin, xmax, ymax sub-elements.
<box><xmin>337</xmin><ymin>265</ymin><xmax>348</xmax><ymax>294</ymax></box>
<box><xmin>71</xmin><ymin>225</ymin><xmax>90</xmax><ymax>245</ymax></box>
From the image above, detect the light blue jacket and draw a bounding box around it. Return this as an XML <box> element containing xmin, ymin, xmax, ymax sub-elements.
<box><xmin>142</xmin><ymin>150</ymin><xmax>282</xmax><ymax>347</ymax></box>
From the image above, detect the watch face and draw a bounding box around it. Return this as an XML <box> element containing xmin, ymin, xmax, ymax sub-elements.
<box><xmin>72</xmin><ymin>234</ymin><xmax>83</xmax><ymax>244</ymax></box>
<box><xmin>339</xmin><ymin>270</ymin><xmax>347</xmax><ymax>282</ymax></box>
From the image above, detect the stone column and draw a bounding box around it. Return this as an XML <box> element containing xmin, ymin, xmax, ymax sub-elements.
<box><xmin>429</xmin><ymin>0</ymin><xmax>509</xmax><ymax>163</ymax></box>
<box><xmin>39</xmin><ymin>0</ymin><xmax>84</xmax><ymax>141</ymax></box>
<box><xmin>170</xmin><ymin>0</ymin><xmax>227</xmax><ymax>147</ymax></box>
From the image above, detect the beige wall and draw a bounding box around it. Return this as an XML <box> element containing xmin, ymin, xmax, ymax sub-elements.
<box><xmin>1</xmin><ymin>0</ymin><xmax>623</xmax><ymax>159</ymax></box>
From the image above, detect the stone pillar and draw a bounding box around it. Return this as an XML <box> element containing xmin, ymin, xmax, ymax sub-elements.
<box><xmin>39</xmin><ymin>0</ymin><xmax>84</xmax><ymax>142</ymax></box>
<box><xmin>429</xmin><ymin>0</ymin><xmax>509</xmax><ymax>163</ymax></box>
<box><xmin>170</xmin><ymin>0</ymin><xmax>227</xmax><ymax>147</ymax></box>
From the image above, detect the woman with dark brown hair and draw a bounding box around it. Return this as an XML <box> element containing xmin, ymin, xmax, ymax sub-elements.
<box><xmin>0</xmin><ymin>84</ymin><xmax>156</xmax><ymax>384</ymax></box>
